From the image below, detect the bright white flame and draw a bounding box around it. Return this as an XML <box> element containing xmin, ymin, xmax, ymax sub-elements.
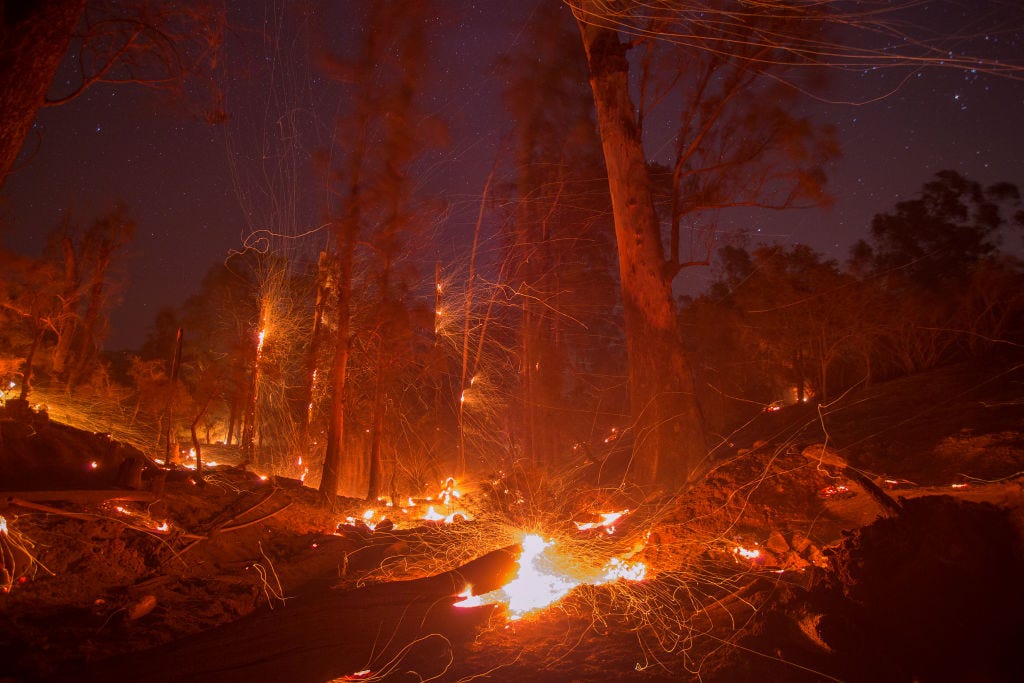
<box><xmin>575</xmin><ymin>509</ymin><xmax>629</xmax><ymax>532</ymax></box>
<box><xmin>455</xmin><ymin>533</ymin><xmax>645</xmax><ymax>620</ymax></box>
<box><xmin>734</xmin><ymin>545</ymin><xmax>761</xmax><ymax>561</ymax></box>
<box><xmin>601</xmin><ymin>556</ymin><xmax>647</xmax><ymax>582</ymax></box>
<box><xmin>421</xmin><ymin>506</ymin><xmax>445</xmax><ymax>522</ymax></box>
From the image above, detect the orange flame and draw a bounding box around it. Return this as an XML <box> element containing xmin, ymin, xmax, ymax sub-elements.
<box><xmin>574</xmin><ymin>509</ymin><xmax>630</xmax><ymax>533</ymax></box>
<box><xmin>455</xmin><ymin>533</ymin><xmax>645</xmax><ymax>620</ymax></box>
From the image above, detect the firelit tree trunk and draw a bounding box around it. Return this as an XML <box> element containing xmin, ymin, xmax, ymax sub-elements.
<box><xmin>319</xmin><ymin>229</ymin><xmax>355</xmax><ymax>497</ymax></box>
<box><xmin>0</xmin><ymin>0</ymin><xmax>86</xmax><ymax>188</ymax></box>
<box><xmin>577</xmin><ymin>17</ymin><xmax>707</xmax><ymax>487</ymax></box>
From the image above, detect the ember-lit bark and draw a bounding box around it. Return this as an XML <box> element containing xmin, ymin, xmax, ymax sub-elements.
<box><xmin>0</xmin><ymin>0</ymin><xmax>86</xmax><ymax>188</ymax></box>
<box><xmin>577</xmin><ymin>16</ymin><xmax>707</xmax><ymax>486</ymax></box>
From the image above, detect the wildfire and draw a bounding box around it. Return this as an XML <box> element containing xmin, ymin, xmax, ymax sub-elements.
<box><xmin>574</xmin><ymin>509</ymin><xmax>629</xmax><ymax>534</ymax></box>
<box><xmin>337</xmin><ymin>479</ymin><xmax>472</xmax><ymax>534</ymax></box>
<box><xmin>455</xmin><ymin>533</ymin><xmax>646</xmax><ymax>620</ymax></box>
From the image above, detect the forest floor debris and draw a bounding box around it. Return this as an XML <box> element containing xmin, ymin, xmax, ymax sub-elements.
<box><xmin>1</xmin><ymin>360</ymin><xmax>1022</xmax><ymax>681</ymax></box>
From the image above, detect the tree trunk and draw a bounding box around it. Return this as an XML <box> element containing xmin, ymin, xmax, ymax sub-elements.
<box><xmin>18</xmin><ymin>325</ymin><xmax>44</xmax><ymax>402</ymax></box>
<box><xmin>0</xmin><ymin>0</ymin><xmax>87</xmax><ymax>188</ymax></box>
<box><xmin>299</xmin><ymin>251</ymin><xmax>328</xmax><ymax>458</ymax></box>
<box><xmin>576</xmin><ymin>14</ymin><xmax>707</xmax><ymax>487</ymax></box>
<box><xmin>366</xmin><ymin>357</ymin><xmax>385</xmax><ymax>501</ymax></box>
<box><xmin>51</xmin><ymin>234</ymin><xmax>79</xmax><ymax>379</ymax></box>
<box><xmin>163</xmin><ymin>328</ymin><xmax>183</xmax><ymax>465</ymax></box>
<box><xmin>241</xmin><ymin>309</ymin><xmax>266</xmax><ymax>465</ymax></box>
<box><xmin>319</xmin><ymin>232</ymin><xmax>355</xmax><ymax>497</ymax></box>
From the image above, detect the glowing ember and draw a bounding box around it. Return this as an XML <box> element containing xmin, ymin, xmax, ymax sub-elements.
<box><xmin>455</xmin><ymin>533</ymin><xmax>646</xmax><ymax>620</ymax></box>
<box><xmin>574</xmin><ymin>509</ymin><xmax>630</xmax><ymax>533</ymax></box>
<box><xmin>820</xmin><ymin>484</ymin><xmax>851</xmax><ymax>498</ymax></box>
<box><xmin>733</xmin><ymin>545</ymin><xmax>761</xmax><ymax>561</ymax></box>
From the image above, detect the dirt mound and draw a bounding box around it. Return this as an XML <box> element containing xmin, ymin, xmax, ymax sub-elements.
<box><xmin>0</xmin><ymin>409</ymin><xmax>148</xmax><ymax>491</ymax></box>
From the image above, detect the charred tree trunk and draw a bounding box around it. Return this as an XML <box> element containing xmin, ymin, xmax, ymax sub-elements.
<box><xmin>190</xmin><ymin>399</ymin><xmax>211</xmax><ymax>481</ymax></box>
<box><xmin>366</xmin><ymin>355</ymin><xmax>385</xmax><ymax>502</ymax></box>
<box><xmin>163</xmin><ymin>328</ymin><xmax>183</xmax><ymax>465</ymax></box>
<box><xmin>51</xmin><ymin>234</ymin><xmax>79</xmax><ymax>379</ymax></box>
<box><xmin>0</xmin><ymin>0</ymin><xmax>87</xmax><ymax>188</ymax></box>
<box><xmin>18</xmin><ymin>325</ymin><xmax>44</xmax><ymax>403</ymax></box>
<box><xmin>299</xmin><ymin>251</ymin><xmax>328</xmax><ymax>458</ymax></box>
<box><xmin>577</xmin><ymin>14</ymin><xmax>707</xmax><ymax>487</ymax></box>
<box><xmin>319</xmin><ymin>229</ymin><xmax>356</xmax><ymax>497</ymax></box>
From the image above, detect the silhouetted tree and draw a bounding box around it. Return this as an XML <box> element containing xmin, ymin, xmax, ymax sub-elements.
<box><xmin>849</xmin><ymin>171</ymin><xmax>1024</xmax><ymax>374</ymax></box>
<box><xmin>0</xmin><ymin>250</ymin><xmax>61</xmax><ymax>401</ymax></box>
<box><xmin>852</xmin><ymin>170</ymin><xmax>1023</xmax><ymax>290</ymax></box>
<box><xmin>0</xmin><ymin>0</ymin><xmax>224</xmax><ymax>187</ymax></box>
<box><xmin>500</xmin><ymin>3</ymin><xmax>622</xmax><ymax>468</ymax></box>
<box><xmin>318</xmin><ymin>1</ymin><xmax>440</xmax><ymax>498</ymax></box>
<box><xmin>67</xmin><ymin>205</ymin><xmax>136</xmax><ymax>386</ymax></box>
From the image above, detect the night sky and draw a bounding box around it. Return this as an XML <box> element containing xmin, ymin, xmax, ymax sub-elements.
<box><xmin>2</xmin><ymin>1</ymin><xmax>1022</xmax><ymax>350</ymax></box>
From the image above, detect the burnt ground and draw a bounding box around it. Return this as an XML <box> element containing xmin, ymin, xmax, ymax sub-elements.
<box><xmin>1</xmin><ymin>358</ymin><xmax>1022</xmax><ymax>682</ymax></box>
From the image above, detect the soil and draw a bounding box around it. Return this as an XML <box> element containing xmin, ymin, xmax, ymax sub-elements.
<box><xmin>1</xmin><ymin>359</ymin><xmax>1022</xmax><ymax>682</ymax></box>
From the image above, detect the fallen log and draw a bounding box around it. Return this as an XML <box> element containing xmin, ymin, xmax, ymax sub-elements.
<box><xmin>70</xmin><ymin>544</ymin><xmax>521</xmax><ymax>683</ymax></box>
<box><xmin>0</xmin><ymin>489</ymin><xmax>156</xmax><ymax>505</ymax></box>
<box><xmin>3</xmin><ymin>498</ymin><xmax>96</xmax><ymax>520</ymax></box>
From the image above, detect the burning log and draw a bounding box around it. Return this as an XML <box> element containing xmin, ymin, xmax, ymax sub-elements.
<box><xmin>71</xmin><ymin>545</ymin><xmax>520</xmax><ymax>683</ymax></box>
